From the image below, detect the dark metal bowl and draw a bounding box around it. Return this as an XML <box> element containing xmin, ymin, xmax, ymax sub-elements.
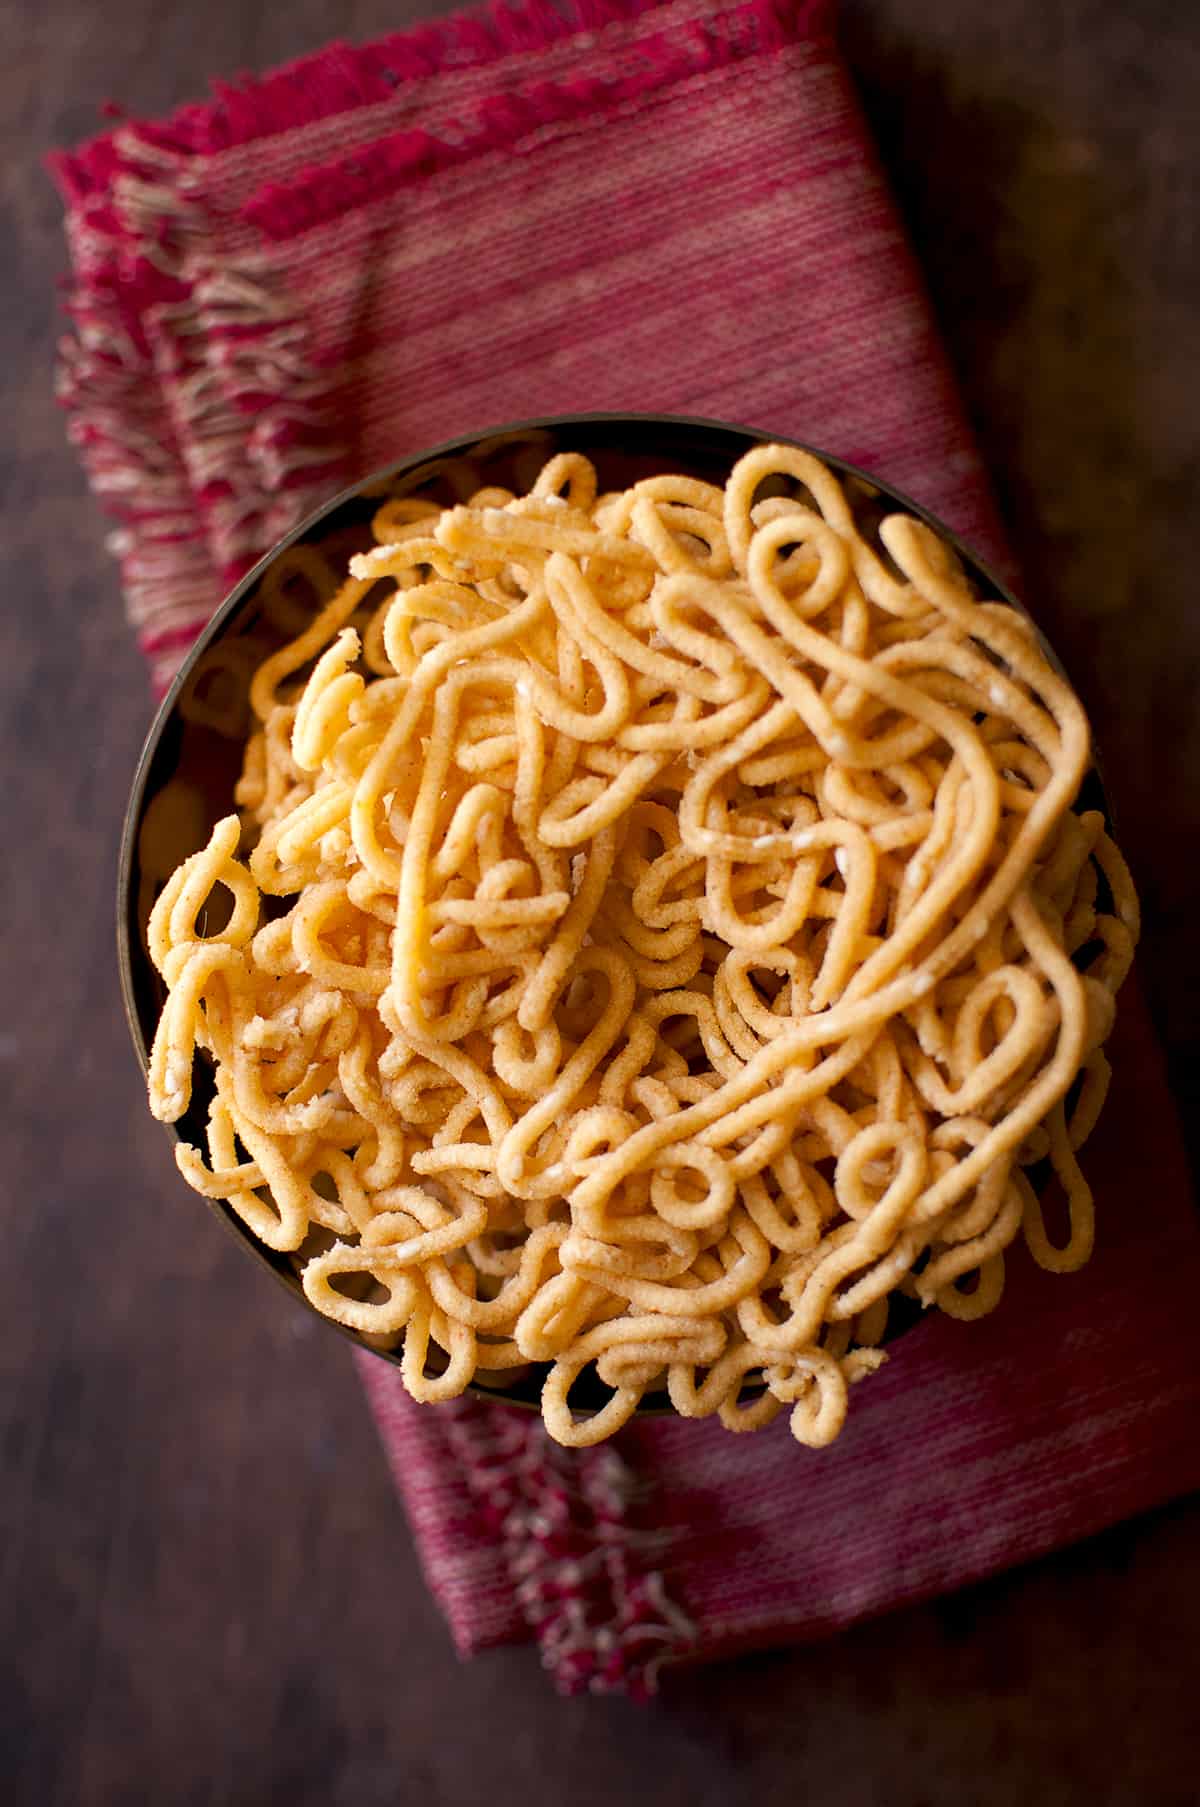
<box><xmin>118</xmin><ymin>411</ymin><xmax>1085</xmax><ymax>1413</ymax></box>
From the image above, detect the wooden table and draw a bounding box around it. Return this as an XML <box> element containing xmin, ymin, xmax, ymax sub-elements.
<box><xmin>3</xmin><ymin>2</ymin><xmax>1198</xmax><ymax>1801</ymax></box>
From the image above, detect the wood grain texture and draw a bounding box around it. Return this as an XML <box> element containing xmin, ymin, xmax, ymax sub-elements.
<box><xmin>1</xmin><ymin>1</ymin><xmax>1197</xmax><ymax>1802</ymax></box>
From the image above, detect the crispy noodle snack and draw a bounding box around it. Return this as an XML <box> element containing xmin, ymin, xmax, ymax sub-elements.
<box><xmin>147</xmin><ymin>445</ymin><xmax>1139</xmax><ymax>1447</ymax></box>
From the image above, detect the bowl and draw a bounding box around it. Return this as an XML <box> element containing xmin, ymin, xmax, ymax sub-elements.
<box><xmin>118</xmin><ymin>411</ymin><xmax>1098</xmax><ymax>1412</ymax></box>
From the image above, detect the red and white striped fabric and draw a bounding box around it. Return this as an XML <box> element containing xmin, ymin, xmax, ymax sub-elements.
<box><xmin>53</xmin><ymin>0</ymin><xmax>1200</xmax><ymax>1696</ymax></box>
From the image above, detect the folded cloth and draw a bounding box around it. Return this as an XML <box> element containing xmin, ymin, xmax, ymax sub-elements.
<box><xmin>52</xmin><ymin>0</ymin><xmax>1200</xmax><ymax>1697</ymax></box>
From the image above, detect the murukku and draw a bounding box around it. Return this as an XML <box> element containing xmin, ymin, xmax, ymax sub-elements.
<box><xmin>146</xmin><ymin>446</ymin><xmax>1139</xmax><ymax>1447</ymax></box>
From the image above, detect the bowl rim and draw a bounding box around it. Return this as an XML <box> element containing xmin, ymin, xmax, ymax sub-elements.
<box><xmin>116</xmin><ymin>408</ymin><xmax>1037</xmax><ymax>1407</ymax></box>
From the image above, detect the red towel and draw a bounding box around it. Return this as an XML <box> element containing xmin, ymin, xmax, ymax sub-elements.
<box><xmin>52</xmin><ymin>0</ymin><xmax>1200</xmax><ymax>1696</ymax></box>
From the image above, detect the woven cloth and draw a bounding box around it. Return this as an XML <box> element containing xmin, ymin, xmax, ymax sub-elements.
<box><xmin>52</xmin><ymin>0</ymin><xmax>1200</xmax><ymax>1697</ymax></box>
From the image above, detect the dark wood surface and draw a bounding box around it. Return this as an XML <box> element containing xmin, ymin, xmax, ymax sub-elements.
<box><xmin>3</xmin><ymin>2</ymin><xmax>1199</xmax><ymax>1801</ymax></box>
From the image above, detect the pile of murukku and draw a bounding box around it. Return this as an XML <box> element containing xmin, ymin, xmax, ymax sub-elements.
<box><xmin>146</xmin><ymin>443</ymin><xmax>1139</xmax><ymax>1447</ymax></box>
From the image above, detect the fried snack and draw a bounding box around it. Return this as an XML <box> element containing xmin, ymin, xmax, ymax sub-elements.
<box><xmin>145</xmin><ymin>445</ymin><xmax>1139</xmax><ymax>1448</ymax></box>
